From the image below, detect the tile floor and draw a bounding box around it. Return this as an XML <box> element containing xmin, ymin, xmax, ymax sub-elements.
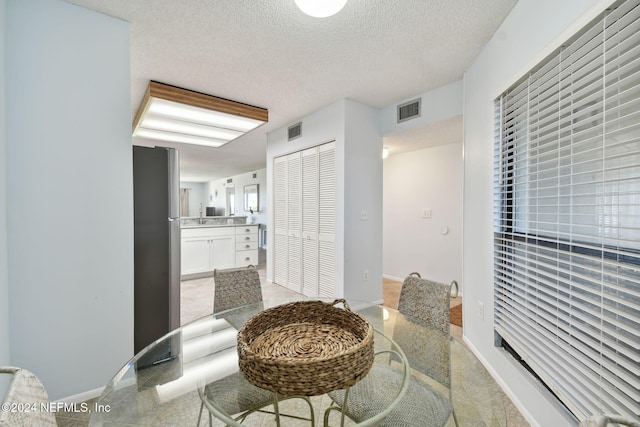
<box><xmin>55</xmin><ymin>264</ymin><xmax>530</xmax><ymax>426</ymax></box>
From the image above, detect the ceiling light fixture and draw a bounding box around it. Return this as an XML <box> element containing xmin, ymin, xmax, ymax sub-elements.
<box><xmin>132</xmin><ymin>81</ymin><xmax>268</xmax><ymax>148</ymax></box>
<box><xmin>295</xmin><ymin>0</ymin><xmax>347</xmax><ymax>18</ymax></box>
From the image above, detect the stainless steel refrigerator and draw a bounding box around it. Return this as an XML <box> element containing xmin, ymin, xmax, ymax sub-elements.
<box><xmin>133</xmin><ymin>146</ymin><xmax>181</xmax><ymax>356</ymax></box>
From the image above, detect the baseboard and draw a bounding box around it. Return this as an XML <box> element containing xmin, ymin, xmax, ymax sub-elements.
<box><xmin>462</xmin><ymin>336</ymin><xmax>539</xmax><ymax>427</ymax></box>
<box><xmin>181</xmin><ymin>271</ymin><xmax>214</xmax><ymax>281</ymax></box>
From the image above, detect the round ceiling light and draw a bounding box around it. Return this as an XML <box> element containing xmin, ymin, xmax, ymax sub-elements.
<box><xmin>295</xmin><ymin>0</ymin><xmax>348</xmax><ymax>18</ymax></box>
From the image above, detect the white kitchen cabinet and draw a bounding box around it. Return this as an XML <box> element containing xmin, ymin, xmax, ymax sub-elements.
<box><xmin>181</xmin><ymin>236</ymin><xmax>210</xmax><ymax>275</ymax></box>
<box><xmin>209</xmin><ymin>234</ymin><xmax>235</xmax><ymax>270</ymax></box>
<box><xmin>235</xmin><ymin>225</ymin><xmax>259</xmax><ymax>267</ymax></box>
<box><xmin>180</xmin><ymin>227</ymin><xmax>236</xmax><ymax>276</ymax></box>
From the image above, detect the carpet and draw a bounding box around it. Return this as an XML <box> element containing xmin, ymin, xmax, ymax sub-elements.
<box><xmin>450</xmin><ymin>304</ymin><xmax>462</xmax><ymax>327</ymax></box>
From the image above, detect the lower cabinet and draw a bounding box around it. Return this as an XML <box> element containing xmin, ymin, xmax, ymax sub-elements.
<box><xmin>181</xmin><ymin>235</ymin><xmax>211</xmax><ymax>275</ymax></box>
<box><xmin>181</xmin><ymin>227</ymin><xmax>236</xmax><ymax>275</ymax></box>
<box><xmin>235</xmin><ymin>225</ymin><xmax>259</xmax><ymax>267</ymax></box>
<box><xmin>181</xmin><ymin>225</ymin><xmax>259</xmax><ymax>276</ymax></box>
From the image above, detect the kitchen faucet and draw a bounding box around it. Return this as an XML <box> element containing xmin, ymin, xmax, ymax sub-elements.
<box><xmin>199</xmin><ymin>203</ymin><xmax>203</xmax><ymax>224</ymax></box>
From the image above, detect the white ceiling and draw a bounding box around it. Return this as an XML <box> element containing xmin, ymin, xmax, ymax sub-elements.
<box><xmin>66</xmin><ymin>0</ymin><xmax>516</xmax><ymax>182</ymax></box>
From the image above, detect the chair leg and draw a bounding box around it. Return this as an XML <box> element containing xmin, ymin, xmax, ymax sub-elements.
<box><xmin>452</xmin><ymin>407</ymin><xmax>459</xmax><ymax>427</ymax></box>
<box><xmin>272</xmin><ymin>393</ymin><xmax>281</xmax><ymax>427</ymax></box>
<box><xmin>300</xmin><ymin>396</ymin><xmax>315</xmax><ymax>427</ymax></box>
<box><xmin>201</xmin><ymin>392</ymin><xmax>316</xmax><ymax>426</ymax></box>
<box><xmin>340</xmin><ymin>388</ymin><xmax>350</xmax><ymax>427</ymax></box>
<box><xmin>196</xmin><ymin>401</ymin><xmax>204</xmax><ymax>427</ymax></box>
<box><xmin>323</xmin><ymin>406</ymin><xmax>342</xmax><ymax>427</ymax></box>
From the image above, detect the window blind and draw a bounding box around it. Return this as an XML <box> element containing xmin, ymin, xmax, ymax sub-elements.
<box><xmin>493</xmin><ymin>0</ymin><xmax>640</xmax><ymax>421</ymax></box>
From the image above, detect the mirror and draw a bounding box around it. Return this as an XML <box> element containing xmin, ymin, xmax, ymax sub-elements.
<box><xmin>244</xmin><ymin>184</ymin><xmax>259</xmax><ymax>213</ymax></box>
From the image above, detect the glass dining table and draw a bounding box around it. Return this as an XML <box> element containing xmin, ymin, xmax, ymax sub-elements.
<box><xmin>89</xmin><ymin>299</ymin><xmax>507</xmax><ymax>426</ymax></box>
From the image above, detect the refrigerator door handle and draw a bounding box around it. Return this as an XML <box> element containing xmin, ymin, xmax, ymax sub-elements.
<box><xmin>167</xmin><ymin>147</ymin><xmax>180</xmax><ymax>220</ymax></box>
<box><xmin>169</xmin><ymin>218</ymin><xmax>181</xmax><ymax>330</ymax></box>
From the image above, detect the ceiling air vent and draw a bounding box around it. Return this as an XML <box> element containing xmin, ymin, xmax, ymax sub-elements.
<box><xmin>397</xmin><ymin>98</ymin><xmax>421</xmax><ymax>123</ymax></box>
<box><xmin>288</xmin><ymin>122</ymin><xmax>302</xmax><ymax>141</ymax></box>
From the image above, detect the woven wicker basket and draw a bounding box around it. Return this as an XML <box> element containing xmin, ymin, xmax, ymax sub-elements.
<box><xmin>237</xmin><ymin>299</ymin><xmax>374</xmax><ymax>396</ymax></box>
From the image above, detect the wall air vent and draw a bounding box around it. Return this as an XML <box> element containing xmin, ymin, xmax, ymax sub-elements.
<box><xmin>397</xmin><ymin>98</ymin><xmax>421</xmax><ymax>123</ymax></box>
<box><xmin>288</xmin><ymin>122</ymin><xmax>302</xmax><ymax>141</ymax></box>
<box><xmin>226</xmin><ymin>178</ymin><xmax>233</xmax><ymax>184</ymax></box>
<box><xmin>252</xmin><ymin>173</ymin><xmax>257</xmax><ymax>179</ymax></box>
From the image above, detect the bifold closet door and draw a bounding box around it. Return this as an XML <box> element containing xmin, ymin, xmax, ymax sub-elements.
<box><xmin>318</xmin><ymin>143</ymin><xmax>336</xmax><ymax>298</ymax></box>
<box><xmin>273</xmin><ymin>156</ymin><xmax>288</xmax><ymax>286</ymax></box>
<box><xmin>301</xmin><ymin>147</ymin><xmax>319</xmax><ymax>297</ymax></box>
<box><xmin>286</xmin><ymin>152</ymin><xmax>302</xmax><ymax>293</ymax></box>
<box><xmin>273</xmin><ymin>141</ymin><xmax>336</xmax><ymax>297</ymax></box>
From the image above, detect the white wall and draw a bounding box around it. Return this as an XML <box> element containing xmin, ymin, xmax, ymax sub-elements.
<box><xmin>0</xmin><ymin>0</ymin><xmax>9</xmax><ymax>366</ymax></box>
<box><xmin>227</xmin><ymin>169</ymin><xmax>267</xmax><ymax>224</ymax></box>
<box><xmin>343</xmin><ymin>100</ymin><xmax>383</xmax><ymax>302</ymax></box>
<box><xmin>204</xmin><ymin>168</ymin><xmax>267</xmax><ymax>224</ymax></box>
<box><xmin>180</xmin><ymin>181</ymin><xmax>206</xmax><ymax>217</ymax></box>
<box><xmin>462</xmin><ymin>0</ymin><xmax>615</xmax><ymax>425</ymax></box>
<box><xmin>383</xmin><ymin>142</ymin><xmax>462</xmax><ymax>284</ymax></box>
<box><xmin>206</xmin><ymin>180</ymin><xmax>227</xmax><ymax>216</ymax></box>
<box><xmin>5</xmin><ymin>0</ymin><xmax>133</xmax><ymax>400</ymax></box>
<box><xmin>379</xmin><ymin>80</ymin><xmax>463</xmax><ymax>136</ymax></box>
<box><xmin>266</xmin><ymin>99</ymin><xmax>383</xmax><ymax>302</ymax></box>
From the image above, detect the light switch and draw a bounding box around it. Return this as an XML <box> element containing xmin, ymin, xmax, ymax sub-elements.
<box><xmin>422</xmin><ymin>208</ymin><xmax>432</xmax><ymax>219</ymax></box>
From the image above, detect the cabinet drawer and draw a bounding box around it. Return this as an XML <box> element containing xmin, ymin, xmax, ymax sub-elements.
<box><xmin>235</xmin><ymin>225</ymin><xmax>259</xmax><ymax>235</ymax></box>
<box><xmin>236</xmin><ymin>250</ymin><xmax>258</xmax><ymax>267</ymax></box>
<box><xmin>236</xmin><ymin>233</ymin><xmax>258</xmax><ymax>243</ymax></box>
<box><xmin>182</xmin><ymin>226</ymin><xmax>235</xmax><ymax>238</ymax></box>
<box><xmin>236</xmin><ymin>241</ymin><xmax>258</xmax><ymax>251</ymax></box>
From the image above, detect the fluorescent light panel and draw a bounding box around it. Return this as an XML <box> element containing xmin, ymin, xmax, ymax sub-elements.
<box><xmin>295</xmin><ymin>0</ymin><xmax>348</xmax><ymax>17</ymax></box>
<box><xmin>135</xmin><ymin>129</ymin><xmax>228</xmax><ymax>148</ymax></box>
<box><xmin>132</xmin><ymin>81</ymin><xmax>268</xmax><ymax>148</ymax></box>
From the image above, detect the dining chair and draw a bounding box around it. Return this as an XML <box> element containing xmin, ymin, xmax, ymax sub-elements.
<box><xmin>213</xmin><ymin>265</ymin><xmax>263</xmax><ymax>314</ymax></box>
<box><xmin>397</xmin><ymin>272</ymin><xmax>451</xmax><ymax>333</ymax></box>
<box><xmin>198</xmin><ymin>265</ymin><xmax>314</xmax><ymax>427</ymax></box>
<box><xmin>0</xmin><ymin>366</ymin><xmax>58</xmax><ymax>426</ymax></box>
<box><xmin>394</xmin><ymin>272</ymin><xmax>456</xmax><ymax>387</ymax></box>
<box><xmin>578</xmin><ymin>414</ymin><xmax>640</xmax><ymax>427</ymax></box>
<box><xmin>327</xmin><ymin>273</ymin><xmax>457</xmax><ymax>426</ymax></box>
<box><xmin>396</xmin><ymin>273</ymin><xmax>458</xmax><ymax>425</ymax></box>
<box><xmin>323</xmin><ymin>331</ymin><xmax>412</xmax><ymax>427</ymax></box>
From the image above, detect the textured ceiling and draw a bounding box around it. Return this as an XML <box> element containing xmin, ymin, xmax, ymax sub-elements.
<box><xmin>66</xmin><ymin>0</ymin><xmax>516</xmax><ymax>181</ymax></box>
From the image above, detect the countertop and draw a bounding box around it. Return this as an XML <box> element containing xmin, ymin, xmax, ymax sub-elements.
<box><xmin>180</xmin><ymin>215</ymin><xmax>250</xmax><ymax>229</ymax></box>
<box><xmin>181</xmin><ymin>223</ymin><xmax>258</xmax><ymax>229</ymax></box>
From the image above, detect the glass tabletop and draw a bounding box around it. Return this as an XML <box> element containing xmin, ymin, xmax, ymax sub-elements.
<box><xmin>89</xmin><ymin>299</ymin><xmax>507</xmax><ymax>426</ymax></box>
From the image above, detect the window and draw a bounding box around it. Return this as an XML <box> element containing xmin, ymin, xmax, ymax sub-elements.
<box><xmin>493</xmin><ymin>0</ymin><xmax>640</xmax><ymax>421</ymax></box>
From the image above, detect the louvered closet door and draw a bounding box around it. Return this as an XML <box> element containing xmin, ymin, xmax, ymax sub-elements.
<box><xmin>318</xmin><ymin>142</ymin><xmax>336</xmax><ymax>298</ymax></box>
<box><xmin>301</xmin><ymin>147</ymin><xmax>319</xmax><ymax>297</ymax></box>
<box><xmin>286</xmin><ymin>152</ymin><xmax>302</xmax><ymax>293</ymax></box>
<box><xmin>273</xmin><ymin>156</ymin><xmax>288</xmax><ymax>286</ymax></box>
